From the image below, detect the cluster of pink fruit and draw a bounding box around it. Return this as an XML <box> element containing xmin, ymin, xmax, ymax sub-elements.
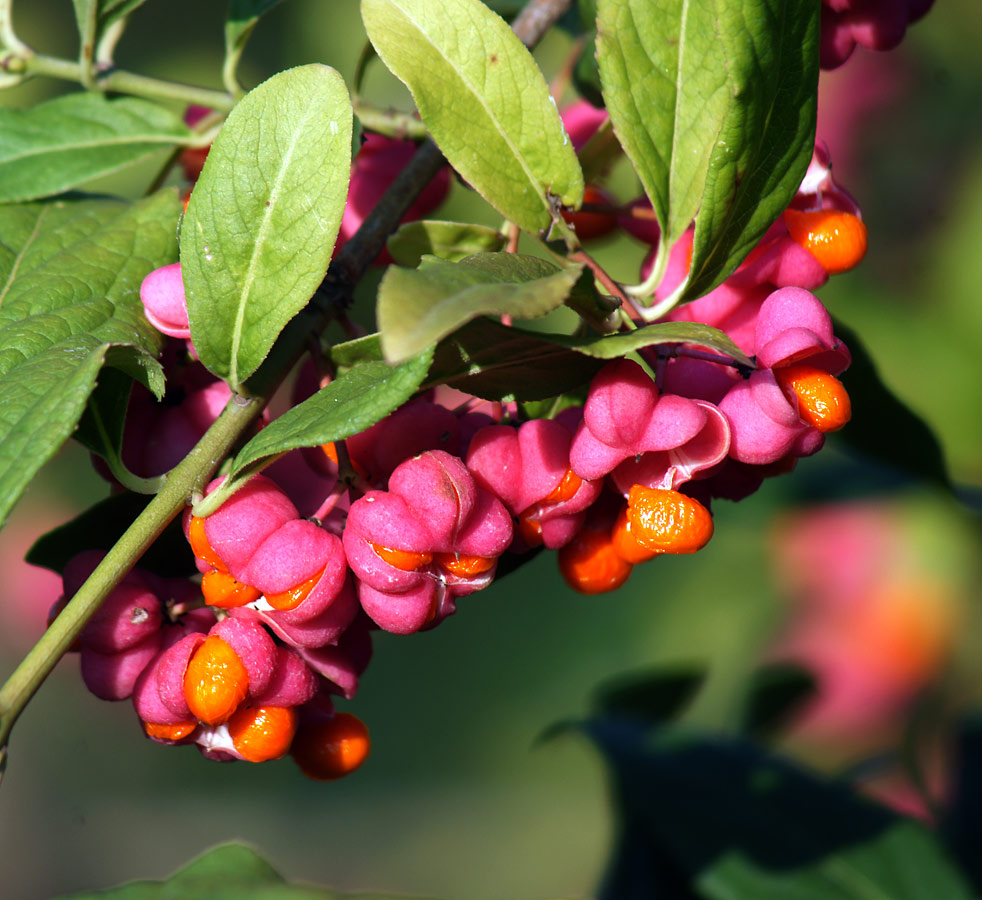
<box><xmin>819</xmin><ymin>0</ymin><xmax>934</xmax><ymax>69</ymax></box>
<box><xmin>53</xmin><ymin>94</ymin><xmax>871</xmax><ymax>775</ymax></box>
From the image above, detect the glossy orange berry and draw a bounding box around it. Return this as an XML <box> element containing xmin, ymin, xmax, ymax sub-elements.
<box><xmin>188</xmin><ymin>515</ymin><xmax>227</xmax><ymax>572</ymax></box>
<box><xmin>626</xmin><ymin>486</ymin><xmax>714</xmax><ymax>554</ymax></box>
<box><xmin>183</xmin><ymin>634</ymin><xmax>250</xmax><ymax>726</ymax></box>
<box><xmin>370</xmin><ymin>542</ymin><xmax>433</xmax><ymax>571</ymax></box>
<box><xmin>292</xmin><ymin>712</ymin><xmax>371</xmax><ymax>781</ymax></box>
<box><xmin>774</xmin><ymin>364</ymin><xmax>852</xmax><ymax>433</ymax></box>
<box><xmin>558</xmin><ymin>526</ymin><xmax>633</xmax><ymax>595</ymax></box>
<box><xmin>201</xmin><ymin>569</ymin><xmax>262</xmax><ymax>609</ymax></box>
<box><xmin>610</xmin><ymin>505</ymin><xmax>660</xmax><ymax>564</ymax></box>
<box><xmin>264</xmin><ymin>567</ymin><xmax>324</xmax><ymax>611</ymax></box>
<box><xmin>227</xmin><ymin>705</ymin><xmax>298</xmax><ymax>763</ymax></box>
<box><xmin>144</xmin><ymin>719</ymin><xmax>197</xmax><ymax>742</ymax></box>
<box><xmin>434</xmin><ymin>552</ymin><xmax>496</xmax><ymax>577</ymax></box>
<box><xmin>784</xmin><ymin>208</ymin><xmax>868</xmax><ymax>275</ymax></box>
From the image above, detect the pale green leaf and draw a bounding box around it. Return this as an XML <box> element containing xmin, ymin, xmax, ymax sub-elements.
<box><xmin>596</xmin><ymin>0</ymin><xmax>818</xmax><ymax>300</ymax></box>
<box><xmin>181</xmin><ymin>65</ymin><xmax>352</xmax><ymax>389</ymax></box>
<box><xmin>197</xmin><ymin>349</ymin><xmax>433</xmax><ymax>514</ymax></box>
<box><xmin>0</xmin><ymin>191</ymin><xmax>180</xmax><ymax>526</ymax></box>
<box><xmin>377</xmin><ymin>253</ymin><xmax>584</xmax><ymax>363</ymax></box>
<box><xmin>362</xmin><ymin>0</ymin><xmax>584</xmax><ymax>233</ymax></box>
<box><xmin>387</xmin><ymin>220</ymin><xmax>506</xmax><ymax>267</ymax></box>
<box><xmin>0</xmin><ymin>94</ymin><xmax>192</xmax><ymax>203</ymax></box>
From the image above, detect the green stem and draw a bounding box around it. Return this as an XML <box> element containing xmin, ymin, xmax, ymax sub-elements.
<box><xmin>0</xmin><ymin>393</ymin><xmax>262</xmax><ymax>761</ymax></box>
<box><xmin>19</xmin><ymin>52</ymin><xmax>234</xmax><ymax>111</ymax></box>
<box><xmin>352</xmin><ymin>99</ymin><xmax>428</xmax><ymax>141</ymax></box>
<box><xmin>0</xmin><ymin>0</ymin><xmax>27</xmax><ymax>54</ymax></box>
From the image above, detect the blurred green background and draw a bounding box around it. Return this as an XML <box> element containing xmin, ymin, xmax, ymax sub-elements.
<box><xmin>0</xmin><ymin>1</ymin><xmax>979</xmax><ymax>898</ymax></box>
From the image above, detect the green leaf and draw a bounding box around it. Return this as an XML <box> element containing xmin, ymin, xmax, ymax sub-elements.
<box><xmin>593</xmin><ymin>665</ymin><xmax>705</xmax><ymax>722</ymax></box>
<box><xmin>362</xmin><ymin>0</ymin><xmax>584</xmax><ymax>233</ymax></box>
<box><xmin>195</xmin><ymin>349</ymin><xmax>434</xmax><ymax>514</ymax></box>
<box><xmin>427</xmin><ymin>318</ymin><xmax>605</xmax><ymax>401</ymax></box>
<box><xmin>0</xmin><ymin>191</ymin><xmax>179</xmax><ymax>527</ymax></box>
<box><xmin>182</xmin><ymin>65</ymin><xmax>352</xmax><ymax>389</ymax></box>
<box><xmin>378</xmin><ymin>253</ymin><xmax>587</xmax><ymax>363</ymax></box>
<box><xmin>551</xmin><ymin>319</ymin><xmax>753</xmax><ymax>366</ymax></box>
<box><xmin>596</xmin><ymin>0</ymin><xmax>819</xmax><ymax>300</ymax></box>
<box><xmin>831</xmin><ymin>318</ymin><xmax>952</xmax><ymax>491</ymax></box>
<box><xmin>740</xmin><ymin>662</ymin><xmax>816</xmax><ymax>740</ymax></box>
<box><xmin>0</xmin><ymin>94</ymin><xmax>192</xmax><ymax>203</ymax></box>
<box><xmin>387</xmin><ymin>220</ymin><xmax>506</xmax><ymax>268</ymax></box>
<box><xmin>27</xmin><ymin>491</ymin><xmax>197</xmax><ymax>578</ymax></box>
<box><xmin>226</xmin><ymin>0</ymin><xmax>286</xmax><ymax>63</ymax></box>
<box><xmin>58</xmin><ymin>842</ymin><xmax>453</xmax><ymax>899</ymax></box>
<box><xmin>585</xmin><ymin>720</ymin><xmax>974</xmax><ymax>900</ymax></box>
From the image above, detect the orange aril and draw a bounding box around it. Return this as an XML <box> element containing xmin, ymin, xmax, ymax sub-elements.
<box><xmin>370</xmin><ymin>542</ymin><xmax>433</xmax><ymax>571</ymax></box>
<box><xmin>183</xmin><ymin>634</ymin><xmax>250</xmax><ymax>726</ymax></box>
<box><xmin>291</xmin><ymin>712</ymin><xmax>371</xmax><ymax>781</ymax></box>
<box><xmin>188</xmin><ymin>515</ymin><xmax>227</xmax><ymax>572</ymax></box>
<box><xmin>516</xmin><ymin>516</ymin><xmax>544</xmax><ymax>548</ymax></box>
<box><xmin>626</xmin><ymin>486</ymin><xmax>714</xmax><ymax>554</ymax></box>
<box><xmin>321</xmin><ymin>442</ymin><xmax>340</xmax><ymax>465</ymax></box>
<box><xmin>201</xmin><ymin>570</ymin><xmax>262</xmax><ymax>609</ymax></box>
<box><xmin>774</xmin><ymin>364</ymin><xmax>851</xmax><ymax>433</ymax></box>
<box><xmin>784</xmin><ymin>208</ymin><xmax>867</xmax><ymax>275</ymax></box>
<box><xmin>144</xmin><ymin>719</ymin><xmax>197</xmax><ymax>742</ymax></box>
<box><xmin>264</xmin><ymin>567</ymin><xmax>324</xmax><ymax>611</ymax></box>
<box><xmin>434</xmin><ymin>552</ymin><xmax>496</xmax><ymax>577</ymax></box>
<box><xmin>227</xmin><ymin>705</ymin><xmax>298</xmax><ymax>763</ymax></box>
<box><xmin>558</xmin><ymin>526</ymin><xmax>633</xmax><ymax>595</ymax></box>
<box><xmin>542</xmin><ymin>468</ymin><xmax>583</xmax><ymax>504</ymax></box>
<box><xmin>610</xmin><ymin>505</ymin><xmax>660</xmax><ymax>564</ymax></box>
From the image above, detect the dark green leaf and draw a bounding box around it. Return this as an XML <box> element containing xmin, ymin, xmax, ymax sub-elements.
<box><xmin>596</xmin><ymin>0</ymin><xmax>819</xmax><ymax>301</ymax></box>
<box><xmin>741</xmin><ymin>662</ymin><xmax>816</xmax><ymax>740</ymax></box>
<box><xmin>940</xmin><ymin>717</ymin><xmax>982</xmax><ymax>895</ymax></box>
<box><xmin>226</xmin><ymin>0</ymin><xmax>286</xmax><ymax>62</ymax></box>
<box><xmin>27</xmin><ymin>491</ymin><xmax>197</xmax><ymax>578</ymax></box>
<box><xmin>386</xmin><ymin>220</ymin><xmax>506</xmax><ymax>268</ymax></box>
<box><xmin>362</xmin><ymin>0</ymin><xmax>584</xmax><ymax>232</ymax></box>
<box><xmin>378</xmin><ymin>253</ymin><xmax>586</xmax><ymax>363</ymax></box>
<box><xmin>593</xmin><ymin>665</ymin><xmax>705</xmax><ymax>723</ymax></box>
<box><xmin>0</xmin><ymin>192</ymin><xmax>178</xmax><ymax>527</ymax></box>
<box><xmin>426</xmin><ymin>318</ymin><xmax>605</xmax><ymax>401</ymax></box>
<box><xmin>182</xmin><ymin>65</ymin><xmax>352</xmax><ymax>389</ymax></box>
<box><xmin>0</xmin><ymin>94</ymin><xmax>191</xmax><ymax>203</ymax></box>
<box><xmin>551</xmin><ymin>319</ymin><xmax>753</xmax><ymax>366</ymax></box>
<box><xmin>584</xmin><ymin>720</ymin><xmax>973</xmax><ymax>900</ymax></box>
<box><xmin>830</xmin><ymin>318</ymin><xmax>952</xmax><ymax>491</ymax></box>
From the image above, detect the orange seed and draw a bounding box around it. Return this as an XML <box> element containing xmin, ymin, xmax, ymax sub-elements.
<box><xmin>291</xmin><ymin>712</ymin><xmax>371</xmax><ymax>781</ymax></box>
<box><xmin>774</xmin><ymin>364</ymin><xmax>852</xmax><ymax>433</ymax></box>
<box><xmin>784</xmin><ymin>208</ymin><xmax>868</xmax><ymax>275</ymax></box>
<box><xmin>370</xmin><ymin>542</ymin><xmax>433</xmax><ymax>571</ymax></box>
<box><xmin>227</xmin><ymin>705</ymin><xmax>298</xmax><ymax>763</ymax></box>
<box><xmin>183</xmin><ymin>634</ymin><xmax>250</xmax><ymax>726</ymax></box>
<box><xmin>201</xmin><ymin>570</ymin><xmax>262</xmax><ymax>609</ymax></box>
<box><xmin>626</xmin><ymin>486</ymin><xmax>714</xmax><ymax>555</ymax></box>
<box><xmin>558</xmin><ymin>527</ymin><xmax>633</xmax><ymax>595</ymax></box>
